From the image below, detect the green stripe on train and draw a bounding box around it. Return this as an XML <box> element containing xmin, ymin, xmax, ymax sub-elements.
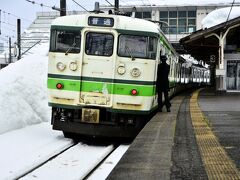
<box><xmin>48</xmin><ymin>73</ymin><xmax>155</xmax><ymax>85</ymax></box>
<box><xmin>48</xmin><ymin>78</ymin><xmax>156</xmax><ymax>96</ymax></box>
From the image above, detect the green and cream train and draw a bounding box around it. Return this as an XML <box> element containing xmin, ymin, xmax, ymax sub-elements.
<box><xmin>48</xmin><ymin>13</ymin><xmax>209</xmax><ymax>138</ymax></box>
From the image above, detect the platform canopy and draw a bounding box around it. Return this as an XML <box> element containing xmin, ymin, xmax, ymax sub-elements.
<box><xmin>180</xmin><ymin>16</ymin><xmax>240</xmax><ymax>64</ymax></box>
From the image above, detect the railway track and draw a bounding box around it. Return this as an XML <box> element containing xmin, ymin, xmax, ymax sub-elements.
<box><xmin>17</xmin><ymin>142</ymin><xmax>129</xmax><ymax>180</ymax></box>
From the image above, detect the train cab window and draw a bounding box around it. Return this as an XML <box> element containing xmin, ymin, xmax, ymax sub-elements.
<box><xmin>118</xmin><ymin>35</ymin><xmax>157</xmax><ymax>60</ymax></box>
<box><xmin>85</xmin><ymin>32</ymin><xmax>113</xmax><ymax>56</ymax></box>
<box><xmin>50</xmin><ymin>30</ymin><xmax>81</xmax><ymax>53</ymax></box>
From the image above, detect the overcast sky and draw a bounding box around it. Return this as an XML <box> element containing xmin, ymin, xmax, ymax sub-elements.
<box><xmin>0</xmin><ymin>0</ymin><xmax>102</xmax><ymax>44</ymax></box>
<box><xmin>0</xmin><ymin>0</ymin><xmax>239</xmax><ymax>45</ymax></box>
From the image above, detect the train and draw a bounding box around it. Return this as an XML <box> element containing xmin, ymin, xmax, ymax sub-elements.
<box><xmin>47</xmin><ymin>13</ymin><xmax>209</xmax><ymax>139</ymax></box>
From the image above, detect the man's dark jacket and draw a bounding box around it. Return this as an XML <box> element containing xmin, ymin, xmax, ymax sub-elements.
<box><xmin>157</xmin><ymin>62</ymin><xmax>170</xmax><ymax>92</ymax></box>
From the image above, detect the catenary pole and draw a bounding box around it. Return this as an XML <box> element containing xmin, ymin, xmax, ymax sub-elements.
<box><xmin>60</xmin><ymin>0</ymin><xmax>66</xmax><ymax>16</ymax></box>
<box><xmin>115</xmin><ymin>0</ymin><xmax>119</xmax><ymax>14</ymax></box>
<box><xmin>9</xmin><ymin>37</ymin><xmax>11</xmax><ymax>63</ymax></box>
<box><xmin>17</xmin><ymin>19</ymin><xmax>21</xmax><ymax>60</ymax></box>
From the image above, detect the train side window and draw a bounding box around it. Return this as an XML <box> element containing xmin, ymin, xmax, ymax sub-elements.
<box><xmin>50</xmin><ymin>30</ymin><xmax>81</xmax><ymax>53</ymax></box>
<box><xmin>85</xmin><ymin>32</ymin><xmax>113</xmax><ymax>56</ymax></box>
<box><xmin>118</xmin><ymin>35</ymin><xmax>157</xmax><ymax>60</ymax></box>
<box><xmin>148</xmin><ymin>37</ymin><xmax>157</xmax><ymax>59</ymax></box>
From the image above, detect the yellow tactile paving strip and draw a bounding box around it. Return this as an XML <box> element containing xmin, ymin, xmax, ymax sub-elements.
<box><xmin>190</xmin><ymin>89</ymin><xmax>240</xmax><ymax>179</ymax></box>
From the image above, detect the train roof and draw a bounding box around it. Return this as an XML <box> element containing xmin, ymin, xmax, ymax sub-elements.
<box><xmin>51</xmin><ymin>13</ymin><xmax>160</xmax><ymax>34</ymax></box>
<box><xmin>51</xmin><ymin>13</ymin><xmax>177</xmax><ymax>56</ymax></box>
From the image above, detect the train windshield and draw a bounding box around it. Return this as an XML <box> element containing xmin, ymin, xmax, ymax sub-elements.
<box><xmin>118</xmin><ymin>35</ymin><xmax>157</xmax><ymax>60</ymax></box>
<box><xmin>50</xmin><ymin>30</ymin><xmax>81</xmax><ymax>53</ymax></box>
<box><xmin>85</xmin><ymin>32</ymin><xmax>114</xmax><ymax>56</ymax></box>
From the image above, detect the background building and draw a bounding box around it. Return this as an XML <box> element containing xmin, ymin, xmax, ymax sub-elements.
<box><xmin>100</xmin><ymin>3</ymin><xmax>234</xmax><ymax>44</ymax></box>
<box><xmin>0</xmin><ymin>42</ymin><xmax>4</xmax><ymax>53</ymax></box>
<box><xmin>181</xmin><ymin>16</ymin><xmax>240</xmax><ymax>93</ymax></box>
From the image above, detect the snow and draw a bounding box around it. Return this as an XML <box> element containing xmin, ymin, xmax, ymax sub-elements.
<box><xmin>0</xmin><ymin>42</ymin><xmax>128</xmax><ymax>180</ymax></box>
<box><xmin>202</xmin><ymin>7</ymin><xmax>240</xmax><ymax>28</ymax></box>
<box><xmin>21</xmin><ymin>143</ymin><xmax>114</xmax><ymax>180</ymax></box>
<box><xmin>0</xmin><ymin>122</ymin><xmax>74</xmax><ymax>180</ymax></box>
<box><xmin>88</xmin><ymin>145</ymin><xmax>129</xmax><ymax>180</ymax></box>
<box><xmin>0</xmin><ymin>42</ymin><xmax>51</xmax><ymax>134</ymax></box>
<box><xmin>121</xmin><ymin>0</ymin><xmax>240</xmax><ymax>6</ymax></box>
<box><xmin>181</xmin><ymin>54</ymin><xmax>198</xmax><ymax>64</ymax></box>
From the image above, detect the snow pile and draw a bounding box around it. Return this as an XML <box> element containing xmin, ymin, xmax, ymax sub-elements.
<box><xmin>181</xmin><ymin>54</ymin><xmax>198</xmax><ymax>64</ymax></box>
<box><xmin>202</xmin><ymin>7</ymin><xmax>240</xmax><ymax>28</ymax></box>
<box><xmin>0</xmin><ymin>42</ymin><xmax>51</xmax><ymax>134</ymax></box>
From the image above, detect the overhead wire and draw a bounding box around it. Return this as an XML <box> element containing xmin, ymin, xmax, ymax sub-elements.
<box><xmin>104</xmin><ymin>0</ymin><xmax>119</xmax><ymax>12</ymax></box>
<box><xmin>141</xmin><ymin>0</ymin><xmax>146</xmax><ymax>6</ymax></box>
<box><xmin>226</xmin><ymin>0</ymin><xmax>235</xmax><ymax>22</ymax></box>
<box><xmin>0</xmin><ymin>8</ymin><xmax>31</xmax><ymax>41</ymax></box>
<box><xmin>1</xmin><ymin>10</ymin><xmax>32</xmax><ymax>22</ymax></box>
<box><xmin>72</xmin><ymin>0</ymin><xmax>90</xmax><ymax>12</ymax></box>
<box><xmin>0</xmin><ymin>8</ymin><xmax>32</xmax><ymax>39</ymax></box>
<box><xmin>0</xmin><ymin>32</ymin><xmax>15</xmax><ymax>38</ymax></box>
<box><xmin>25</xmin><ymin>0</ymin><xmax>53</xmax><ymax>9</ymax></box>
<box><xmin>2</xmin><ymin>21</ymin><xmax>16</xmax><ymax>27</ymax></box>
<box><xmin>0</xmin><ymin>25</ymin><xmax>15</xmax><ymax>33</ymax></box>
<box><xmin>119</xmin><ymin>0</ymin><xmax>129</xmax><ymax>5</ymax></box>
<box><xmin>105</xmin><ymin>0</ymin><xmax>114</xmax><ymax>6</ymax></box>
<box><xmin>75</xmin><ymin>0</ymin><xmax>92</xmax><ymax>11</ymax></box>
<box><xmin>25</xmin><ymin>0</ymin><xmax>64</xmax><ymax>13</ymax></box>
<box><xmin>0</xmin><ymin>36</ymin><xmax>8</xmax><ymax>41</ymax></box>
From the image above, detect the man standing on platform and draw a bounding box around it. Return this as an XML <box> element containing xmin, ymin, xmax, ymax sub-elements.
<box><xmin>157</xmin><ymin>55</ymin><xmax>171</xmax><ymax>112</ymax></box>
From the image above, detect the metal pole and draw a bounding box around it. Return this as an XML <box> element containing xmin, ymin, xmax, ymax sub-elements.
<box><xmin>60</xmin><ymin>0</ymin><xmax>66</xmax><ymax>16</ymax></box>
<box><xmin>114</xmin><ymin>0</ymin><xmax>119</xmax><ymax>14</ymax></box>
<box><xmin>9</xmin><ymin>37</ymin><xmax>11</xmax><ymax>63</ymax></box>
<box><xmin>17</xmin><ymin>19</ymin><xmax>21</xmax><ymax>60</ymax></box>
<box><xmin>0</xmin><ymin>10</ymin><xmax>2</xmax><ymax>35</ymax></box>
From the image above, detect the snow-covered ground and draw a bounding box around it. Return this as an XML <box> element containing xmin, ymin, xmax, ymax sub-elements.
<box><xmin>0</xmin><ymin>43</ymin><xmax>129</xmax><ymax>180</ymax></box>
<box><xmin>2</xmin><ymin>4</ymin><xmax>235</xmax><ymax>178</ymax></box>
<box><xmin>0</xmin><ymin>122</ymin><xmax>73</xmax><ymax>180</ymax></box>
<box><xmin>21</xmin><ymin>142</ymin><xmax>114</xmax><ymax>180</ymax></box>
<box><xmin>0</xmin><ymin>42</ymin><xmax>51</xmax><ymax>135</ymax></box>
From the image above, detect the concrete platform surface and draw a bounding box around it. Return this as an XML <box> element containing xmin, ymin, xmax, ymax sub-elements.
<box><xmin>107</xmin><ymin>88</ymin><xmax>240</xmax><ymax>179</ymax></box>
<box><xmin>107</xmin><ymin>96</ymin><xmax>183</xmax><ymax>180</ymax></box>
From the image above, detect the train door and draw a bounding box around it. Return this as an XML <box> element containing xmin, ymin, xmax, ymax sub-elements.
<box><xmin>226</xmin><ymin>60</ymin><xmax>237</xmax><ymax>90</ymax></box>
<box><xmin>79</xmin><ymin>29</ymin><xmax>116</xmax><ymax>109</ymax></box>
<box><xmin>237</xmin><ymin>63</ymin><xmax>240</xmax><ymax>90</ymax></box>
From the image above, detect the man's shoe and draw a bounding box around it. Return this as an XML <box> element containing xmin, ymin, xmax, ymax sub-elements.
<box><xmin>167</xmin><ymin>108</ymin><xmax>171</xmax><ymax>112</ymax></box>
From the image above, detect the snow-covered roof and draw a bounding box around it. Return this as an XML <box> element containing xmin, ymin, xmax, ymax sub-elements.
<box><xmin>109</xmin><ymin>0</ymin><xmax>239</xmax><ymax>7</ymax></box>
<box><xmin>202</xmin><ymin>7</ymin><xmax>240</xmax><ymax>28</ymax></box>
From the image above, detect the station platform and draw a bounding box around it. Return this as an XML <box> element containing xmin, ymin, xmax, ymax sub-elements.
<box><xmin>107</xmin><ymin>88</ymin><xmax>240</xmax><ymax>179</ymax></box>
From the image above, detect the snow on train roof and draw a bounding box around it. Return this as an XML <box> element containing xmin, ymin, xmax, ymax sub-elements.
<box><xmin>51</xmin><ymin>14</ymin><xmax>160</xmax><ymax>34</ymax></box>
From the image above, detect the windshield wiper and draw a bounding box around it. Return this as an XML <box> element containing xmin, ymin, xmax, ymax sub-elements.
<box><xmin>125</xmin><ymin>46</ymin><xmax>135</xmax><ymax>61</ymax></box>
<box><xmin>65</xmin><ymin>42</ymin><xmax>76</xmax><ymax>55</ymax></box>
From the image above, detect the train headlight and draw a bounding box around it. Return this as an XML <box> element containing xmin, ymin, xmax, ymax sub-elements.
<box><xmin>56</xmin><ymin>62</ymin><xmax>66</xmax><ymax>71</ymax></box>
<box><xmin>69</xmin><ymin>62</ymin><xmax>78</xmax><ymax>71</ymax></box>
<box><xmin>131</xmin><ymin>68</ymin><xmax>141</xmax><ymax>77</ymax></box>
<box><xmin>117</xmin><ymin>63</ymin><xmax>126</xmax><ymax>75</ymax></box>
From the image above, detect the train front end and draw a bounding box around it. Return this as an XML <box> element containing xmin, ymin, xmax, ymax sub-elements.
<box><xmin>48</xmin><ymin>14</ymin><xmax>159</xmax><ymax>138</ymax></box>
